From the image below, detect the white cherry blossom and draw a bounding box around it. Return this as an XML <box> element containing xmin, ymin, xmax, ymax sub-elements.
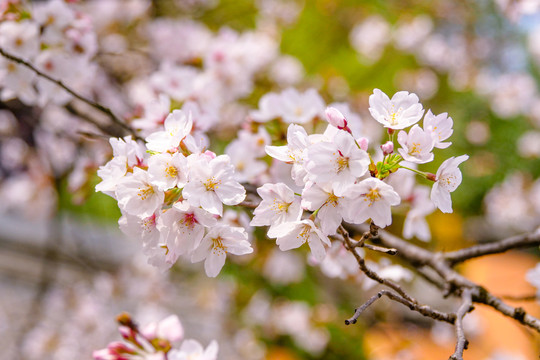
<box><xmin>157</xmin><ymin>201</ymin><xmax>217</xmax><ymax>264</ymax></box>
<box><xmin>397</xmin><ymin>124</ymin><xmax>435</xmax><ymax>163</ymax></box>
<box><xmin>191</xmin><ymin>225</ymin><xmax>252</xmax><ymax>277</ymax></box>
<box><xmin>0</xmin><ymin>20</ymin><xmax>40</xmax><ymax>58</ymax></box>
<box><xmin>119</xmin><ymin>211</ymin><xmax>160</xmax><ymax>246</ymax></box>
<box><xmin>430</xmin><ymin>155</ymin><xmax>469</xmax><ymax>213</ymax></box>
<box><xmin>305</xmin><ymin>130</ymin><xmax>370</xmax><ymax>193</ymax></box>
<box><xmin>250</xmin><ymin>183</ymin><xmax>302</xmax><ymax>227</ymax></box>
<box><xmin>110</xmin><ymin>136</ymin><xmax>146</xmax><ymax>167</ymax></box>
<box><xmin>424</xmin><ymin>109</ymin><xmax>453</xmax><ymax>149</ymax></box>
<box><xmin>268</xmin><ymin>219</ymin><xmax>330</xmax><ymax>261</ymax></box>
<box><xmin>250</xmin><ymin>92</ymin><xmax>281</xmax><ymax>122</ymax></box>
<box><xmin>266</xmin><ymin>124</ymin><xmax>310</xmax><ymax>185</ymax></box>
<box><xmin>225</xmin><ymin>140</ymin><xmax>267</xmax><ymax>183</ymax></box>
<box><xmin>403</xmin><ymin>186</ymin><xmax>436</xmax><ymax>241</ymax></box>
<box><xmin>115</xmin><ymin>167</ymin><xmax>165</xmax><ymax>218</ymax></box>
<box><xmin>145</xmin><ymin>110</ymin><xmax>193</xmax><ymax>152</ymax></box>
<box><xmin>183</xmin><ymin>154</ymin><xmax>245</xmax><ymax>216</ymax></box>
<box><xmin>342</xmin><ymin>177</ymin><xmax>401</xmax><ymax>227</ymax></box>
<box><xmin>250</xmin><ymin>88</ymin><xmax>325</xmax><ymax>124</ymax></box>
<box><xmin>147</xmin><ymin>152</ymin><xmax>189</xmax><ymax>191</ymax></box>
<box><xmin>95</xmin><ymin>155</ymin><xmax>128</xmax><ymax>198</ymax></box>
<box><xmin>368</xmin><ymin>88</ymin><xmax>424</xmax><ymax>130</ymax></box>
<box><xmin>141</xmin><ymin>315</ymin><xmax>184</xmax><ymax>343</ymax></box>
<box><xmin>169</xmin><ymin>339</ymin><xmax>218</xmax><ymax>360</ymax></box>
<box><xmin>301</xmin><ymin>182</ymin><xmax>348</xmax><ymax>235</ymax></box>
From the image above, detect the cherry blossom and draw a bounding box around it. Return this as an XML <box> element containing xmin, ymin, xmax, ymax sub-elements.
<box><xmin>115</xmin><ymin>168</ymin><xmax>165</xmax><ymax>218</ymax></box>
<box><xmin>423</xmin><ymin>109</ymin><xmax>453</xmax><ymax>149</ymax></box>
<box><xmin>265</xmin><ymin>124</ymin><xmax>310</xmax><ymax>185</ymax></box>
<box><xmin>145</xmin><ymin>110</ymin><xmax>193</xmax><ymax>153</ymax></box>
<box><xmin>430</xmin><ymin>155</ymin><xmax>469</xmax><ymax>213</ymax></box>
<box><xmin>250</xmin><ymin>183</ymin><xmax>302</xmax><ymax>228</ymax></box>
<box><xmin>182</xmin><ymin>154</ymin><xmax>245</xmax><ymax>216</ymax></box>
<box><xmin>157</xmin><ymin>201</ymin><xmax>217</xmax><ymax>264</ymax></box>
<box><xmin>191</xmin><ymin>225</ymin><xmax>253</xmax><ymax>277</ymax></box>
<box><xmin>403</xmin><ymin>186</ymin><xmax>436</xmax><ymax>241</ymax></box>
<box><xmin>251</xmin><ymin>88</ymin><xmax>325</xmax><ymax>124</ymax></box>
<box><xmin>368</xmin><ymin>88</ymin><xmax>424</xmax><ymax>130</ymax></box>
<box><xmin>397</xmin><ymin>124</ymin><xmax>435</xmax><ymax>163</ymax></box>
<box><xmin>268</xmin><ymin>219</ymin><xmax>330</xmax><ymax>261</ymax></box>
<box><xmin>169</xmin><ymin>340</ymin><xmax>218</xmax><ymax>360</ymax></box>
<box><xmin>147</xmin><ymin>152</ymin><xmax>189</xmax><ymax>191</ymax></box>
<box><xmin>342</xmin><ymin>178</ymin><xmax>401</xmax><ymax>227</ymax></box>
<box><xmin>301</xmin><ymin>182</ymin><xmax>348</xmax><ymax>235</ymax></box>
<box><xmin>305</xmin><ymin>130</ymin><xmax>370</xmax><ymax>193</ymax></box>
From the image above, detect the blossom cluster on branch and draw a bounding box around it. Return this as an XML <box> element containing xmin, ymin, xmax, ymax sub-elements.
<box><xmin>1</xmin><ymin>1</ymin><xmax>540</xmax><ymax>360</ymax></box>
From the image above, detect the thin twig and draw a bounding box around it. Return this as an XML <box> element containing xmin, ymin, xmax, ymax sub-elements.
<box><xmin>0</xmin><ymin>47</ymin><xmax>139</xmax><ymax>139</ymax></box>
<box><xmin>345</xmin><ymin>291</ymin><xmax>386</xmax><ymax>325</ymax></box>
<box><xmin>345</xmin><ymin>289</ymin><xmax>456</xmax><ymax>326</ymax></box>
<box><xmin>362</xmin><ymin>225</ymin><xmax>540</xmax><ymax>333</ymax></box>
<box><xmin>339</xmin><ymin>225</ymin><xmax>415</xmax><ymax>302</ymax></box>
<box><xmin>501</xmin><ymin>294</ymin><xmax>538</xmax><ymax>302</ymax></box>
<box><xmin>449</xmin><ymin>288</ymin><xmax>473</xmax><ymax>360</ymax></box>
<box><xmin>444</xmin><ymin>230</ymin><xmax>540</xmax><ymax>265</ymax></box>
<box><xmin>363</xmin><ymin>243</ymin><xmax>397</xmax><ymax>255</ymax></box>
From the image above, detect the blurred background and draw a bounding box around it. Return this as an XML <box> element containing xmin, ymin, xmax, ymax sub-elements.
<box><xmin>1</xmin><ymin>0</ymin><xmax>540</xmax><ymax>359</ymax></box>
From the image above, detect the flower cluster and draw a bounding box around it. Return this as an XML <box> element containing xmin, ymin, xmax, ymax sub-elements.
<box><xmin>96</xmin><ymin>110</ymin><xmax>253</xmax><ymax>277</ymax></box>
<box><xmin>0</xmin><ymin>0</ymin><xmax>97</xmax><ymax>106</ymax></box>
<box><xmin>93</xmin><ymin>313</ymin><xmax>218</xmax><ymax>360</ymax></box>
<box><xmin>249</xmin><ymin>88</ymin><xmax>468</xmax><ymax>261</ymax></box>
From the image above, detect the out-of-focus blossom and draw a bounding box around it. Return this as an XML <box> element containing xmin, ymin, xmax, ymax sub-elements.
<box><xmin>349</xmin><ymin>15</ymin><xmax>391</xmax><ymax>63</ymax></box>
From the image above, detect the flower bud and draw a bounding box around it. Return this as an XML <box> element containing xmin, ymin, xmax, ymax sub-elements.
<box><xmin>381</xmin><ymin>141</ymin><xmax>394</xmax><ymax>156</ymax></box>
<box><xmin>325</xmin><ymin>107</ymin><xmax>347</xmax><ymax>129</ymax></box>
<box><xmin>357</xmin><ymin>137</ymin><xmax>369</xmax><ymax>151</ymax></box>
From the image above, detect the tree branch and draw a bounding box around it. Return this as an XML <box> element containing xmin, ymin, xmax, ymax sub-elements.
<box><xmin>449</xmin><ymin>288</ymin><xmax>473</xmax><ymax>360</ymax></box>
<box><xmin>444</xmin><ymin>230</ymin><xmax>540</xmax><ymax>265</ymax></box>
<box><xmin>355</xmin><ymin>225</ymin><xmax>540</xmax><ymax>333</ymax></box>
<box><xmin>0</xmin><ymin>47</ymin><xmax>140</xmax><ymax>140</ymax></box>
<box><xmin>345</xmin><ymin>289</ymin><xmax>456</xmax><ymax>326</ymax></box>
<box><xmin>339</xmin><ymin>225</ymin><xmax>414</xmax><ymax>302</ymax></box>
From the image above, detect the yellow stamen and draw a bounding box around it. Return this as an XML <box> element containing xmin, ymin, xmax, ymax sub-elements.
<box><xmin>204</xmin><ymin>177</ymin><xmax>220</xmax><ymax>191</ymax></box>
<box><xmin>409</xmin><ymin>142</ymin><xmax>421</xmax><ymax>155</ymax></box>
<box><xmin>296</xmin><ymin>225</ymin><xmax>311</xmax><ymax>243</ymax></box>
<box><xmin>212</xmin><ymin>236</ymin><xmax>227</xmax><ymax>254</ymax></box>
<box><xmin>165</xmin><ymin>165</ymin><xmax>178</xmax><ymax>178</ymax></box>
<box><xmin>336</xmin><ymin>155</ymin><xmax>349</xmax><ymax>172</ymax></box>
<box><xmin>327</xmin><ymin>193</ymin><xmax>339</xmax><ymax>207</ymax></box>
<box><xmin>364</xmin><ymin>188</ymin><xmax>381</xmax><ymax>206</ymax></box>
<box><xmin>271</xmin><ymin>200</ymin><xmax>291</xmax><ymax>213</ymax></box>
<box><xmin>137</xmin><ymin>185</ymin><xmax>154</xmax><ymax>200</ymax></box>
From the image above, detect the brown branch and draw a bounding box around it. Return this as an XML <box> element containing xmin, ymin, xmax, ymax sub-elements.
<box><xmin>363</xmin><ymin>243</ymin><xmax>397</xmax><ymax>255</ymax></box>
<box><xmin>449</xmin><ymin>289</ymin><xmax>473</xmax><ymax>360</ymax></box>
<box><xmin>444</xmin><ymin>231</ymin><xmax>540</xmax><ymax>265</ymax></box>
<box><xmin>0</xmin><ymin>47</ymin><xmax>140</xmax><ymax>140</ymax></box>
<box><xmin>501</xmin><ymin>294</ymin><xmax>538</xmax><ymax>302</ymax></box>
<box><xmin>65</xmin><ymin>103</ymin><xmax>127</xmax><ymax>139</ymax></box>
<box><xmin>339</xmin><ymin>225</ymin><xmax>415</xmax><ymax>302</ymax></box>
<box><xmin>359</xmin><ymin>225</ymin><xmax>540</xmax><ymax>333</ymax></box>
<box><xmin>345</xmin><ymin>289</ymin><xmax>456</xmax><ymax>326</ymax></box>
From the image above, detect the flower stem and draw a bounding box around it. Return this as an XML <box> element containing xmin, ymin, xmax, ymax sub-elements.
<box><xmin>399</xmin><ymin>165</ymin><xmax>428</xmax><ymax>178</ymax></box>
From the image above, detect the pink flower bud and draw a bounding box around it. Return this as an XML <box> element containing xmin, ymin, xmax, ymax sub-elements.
<box><xmin>118</xmin><ymin>326</ymin><xmax>132</xmax><ymax>340</ymax></box>
<box><xmin>381</xmin><ymin>141</ymin><xmax>394</xmax><ymax>155</ymax></box>
<box><xmin>201</xmin><ymin>150</ymin><xmax>216</xmax><ymax>160</ymax></box>
<box><xmin>107</xmin><ymin>342</ymin><xmax>136</xmax><ymax>355</ymax></box>
<box><xmin>325</xmin><ymin>107</ymin><xmax>347</xmax><ymax>129</ymax></box>
<box><xmin>357</xmin><ymin>137</ymin><xmax>369</xmax><ymax>151</ymax></box>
